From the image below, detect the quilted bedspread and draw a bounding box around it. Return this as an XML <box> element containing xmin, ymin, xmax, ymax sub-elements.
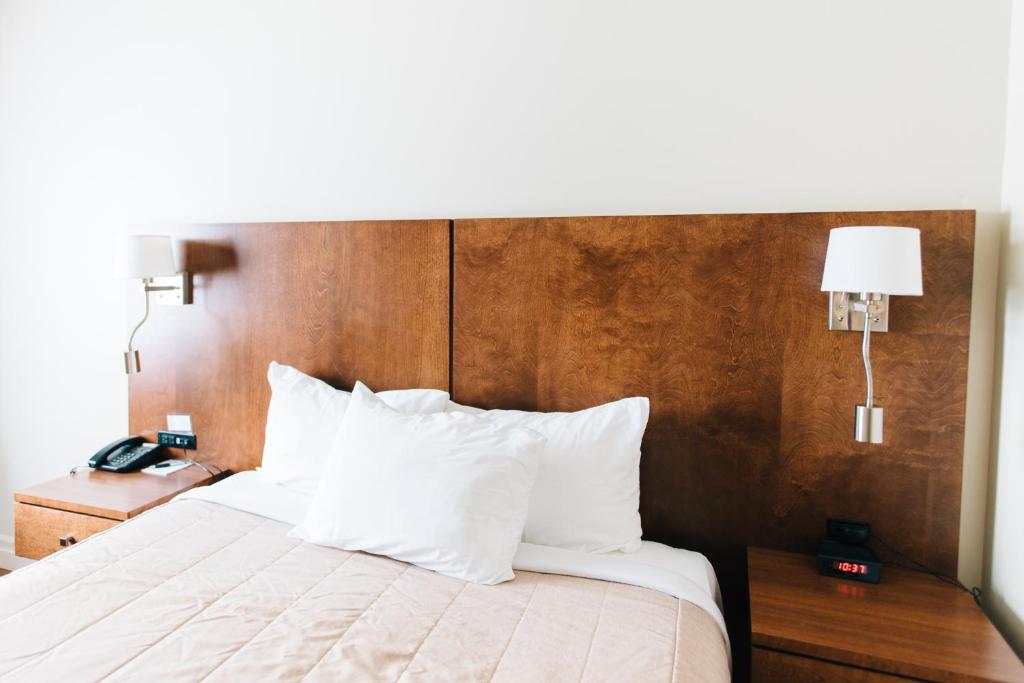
<box><xmin>0</xmin><ymin>500</ymin><xmax>729</xmax><ymax>682</ymax></box>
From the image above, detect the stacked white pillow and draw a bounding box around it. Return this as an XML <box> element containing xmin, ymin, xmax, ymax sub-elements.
<box><xmin>447</xmin><ymin>397</ymin><xmax>650</xmax><ymax>553</ymax></box>
<box><xmin>263</xmin><ymin>361</ymin><xmax>652</xmax><ymax>582</ymax></box>
<box><xmin>292</xmin><ymin>382</ymin><xmax>546</xmax><ymax>584</ymax></box>
<box><xmin>260</xmin><ymin>362</ymin><xmax>449</xmax><ymax>495</ymax></box>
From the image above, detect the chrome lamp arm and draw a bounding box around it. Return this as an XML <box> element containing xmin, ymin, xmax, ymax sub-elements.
<box><xmin>862</xmin><ymin>303</ymin><xmax>873</xmax><ymax>409</ymax></box>
<box><xmin>124</xmin><ymin>282</ymin><xmax>151</xmax><ymax>374</ymax></box>
<box><xmin>123</xmin><ymin>272</ymin><xmax>191</xmax><ymax>374</ymax></box>
<box><xmin>854</xmin><ymin>293</ymin><xmax>883</xmax><ymax>443</ymax></box>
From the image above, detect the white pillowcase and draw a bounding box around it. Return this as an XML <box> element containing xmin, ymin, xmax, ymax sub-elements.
<box><xmin>293</xmin><ymin>382</ymin><xmax>545</xmax><ymax>585</ymax></box>
<box><xmin>260</xmin><ymin>362</ymin><xmax>449</xmax><ymax>495</ymax></box>
<box><xmin>447</xmin><ymin>396</ymin><xmax>650</xmax><ymax>553</ymax></box>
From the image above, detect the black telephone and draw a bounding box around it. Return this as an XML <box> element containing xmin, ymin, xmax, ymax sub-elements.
<box><xmin>89</xmin><ymin>436</ymin><xmax>167</xmax><ymax>473</ymax></box>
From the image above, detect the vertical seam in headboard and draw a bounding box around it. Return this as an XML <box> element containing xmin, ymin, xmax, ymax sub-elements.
<box><xmin>448</xmin><ymin>219</ymin><xmax>455</xmax><ymax>396</ymax></box>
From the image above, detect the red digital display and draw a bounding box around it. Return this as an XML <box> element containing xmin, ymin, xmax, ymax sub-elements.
<box><xmin>831</xmin><ymin>560</ymin><xmax>869</xmax><ymax>575</ymax></box>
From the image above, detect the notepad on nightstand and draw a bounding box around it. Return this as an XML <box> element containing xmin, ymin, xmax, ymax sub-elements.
<box><xmin>141</xmin><ymin>460</ymin><xmax>193</xmax><ymax>477</ymax></box>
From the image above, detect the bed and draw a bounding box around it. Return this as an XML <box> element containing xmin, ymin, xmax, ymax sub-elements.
<box><xmin>0</xmin><ymin>472</ymin><xmax>730</xmax><ymax>682</ymax></box>
<box><xmin>121</xmin><ymin>215</ymin><xmax>975</xmax><ymax>679</ymax></box>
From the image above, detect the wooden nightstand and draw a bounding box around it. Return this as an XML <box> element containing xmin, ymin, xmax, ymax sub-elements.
<box><xmin>14</xmin><ymin>467</ymin><xmax>217</xmax><ymax>560</ymax></box>
<box><xmin>748</xmin><ymin>547</ymin><xmax>1024</xmax><ymax>682</ymax></box>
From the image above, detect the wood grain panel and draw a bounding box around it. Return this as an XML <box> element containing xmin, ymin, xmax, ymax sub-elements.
<box><xmin>128</xmin><ymin>221</ymin><xmax>450</xmax><ymax>473</ymax></box>
<box><xmin>452</xmin><ymin>211</ymin><xmax>974</xmax><ymax>670</ymax></box>
<box><xmin>14</xmin><ymin>504</ymin><xmax>119</xmax><ymax>560</ymax></box>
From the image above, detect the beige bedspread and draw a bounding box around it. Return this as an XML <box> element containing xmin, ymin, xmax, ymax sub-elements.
<box><xmin>0</xmin><ymin>500</ymin><xmax>730</xmax><ymax>682</ymax></box>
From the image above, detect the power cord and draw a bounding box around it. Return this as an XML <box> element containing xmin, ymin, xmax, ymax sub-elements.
<box><xmin>871</xmin><ymin>533</ymin><xmax>982</xmax><ymax>606</ymax></box>
<box><xmin>69</xmin><ymin>459</ymin><xmax>222</xmax><ymax>477</ymax></box>
<box><xmin>178</xmin><ymin>460</ymin><xmax>222</xmax><ymax>477</ymax></box>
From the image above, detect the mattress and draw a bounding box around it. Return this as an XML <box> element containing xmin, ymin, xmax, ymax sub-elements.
<box><xmin>0</xmin><ymin>476</ymin><xmax>730</xmax><ymax>682</ymax></box>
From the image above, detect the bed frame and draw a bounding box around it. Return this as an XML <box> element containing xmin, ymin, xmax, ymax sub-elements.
<box><xmin>129</xmin><ymin>210</ymin><xmax>975</xmax><ymax>667</ymax></box>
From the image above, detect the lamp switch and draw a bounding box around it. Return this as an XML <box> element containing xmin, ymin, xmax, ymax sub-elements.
<box><xmin>158</xmin><ymin>431</ymin><xmax>197</xmax><ymax>450</ymax></box>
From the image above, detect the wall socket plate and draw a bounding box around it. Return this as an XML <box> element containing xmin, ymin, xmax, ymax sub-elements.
<box><xmin>828</xmin><ymin>292</ymin><xmax>889</xmax><ymax>332</ymax></box>
<box><xmin>158</xmin><ymin>431</ymin><xmax>197</xmax><ymax>450</ymax></box>
<box><xmin>149</xmin><ymin>272</ymin><xmax>192</xmax><ymax>305</ymax></box>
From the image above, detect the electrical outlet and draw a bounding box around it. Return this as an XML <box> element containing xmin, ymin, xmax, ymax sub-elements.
<box><xmin>158</xmin><ymin>431</ymin><xmax>197</xmax><ymax>450</ymax></box>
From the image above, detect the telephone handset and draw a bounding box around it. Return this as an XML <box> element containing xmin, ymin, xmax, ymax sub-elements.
<box><xmin>89</xmin><ymin>436</ymin><xmax>167</xmax><ymax>473</ymax></box>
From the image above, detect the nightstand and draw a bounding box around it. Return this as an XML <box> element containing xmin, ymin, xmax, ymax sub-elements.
<box><xmin>13</xmin><ymin>466</ymin><xmax>217</xmax><ymax>560</ymax></box>
<box><xmin>748</xmin><ymin>547</ymin><xmax>1024</xmax><ymax>682</ymax></box>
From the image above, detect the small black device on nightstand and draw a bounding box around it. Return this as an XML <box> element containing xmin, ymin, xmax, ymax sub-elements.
<box><xmin>157</xmin><ymin>430</ymin><xmax>197</xmax><ymax>450</ymax></box>
<box><xmin>817</xmin><ymin>518</ymin><xmax>882</xmax><ymax>583</ymax></box>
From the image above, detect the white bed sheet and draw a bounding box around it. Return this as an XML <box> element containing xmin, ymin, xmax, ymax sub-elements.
<box><xmin>177</xmin><ymin>470</ymin><xmax>728</xmax><ymax>645</ymax></box>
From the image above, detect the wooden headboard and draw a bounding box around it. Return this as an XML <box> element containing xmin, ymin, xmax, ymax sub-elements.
<box><xmin>450</xmin><ymin>210</ymin><xmax>973</xmax><ymax>663</ymax></box>
<box><xmin>128</xmin><ymin>220</ymin><xmax>450</xmax><ymax>473</ymax></box>
<box><xmin>128</xmin><ymin>210</ymin><xmax>974</xmax><ymax>666</ymax></box>
<box><xmin>453</xmin><ymin>211</ymin><xmax>973</xmax><ymax>572</ymax></box>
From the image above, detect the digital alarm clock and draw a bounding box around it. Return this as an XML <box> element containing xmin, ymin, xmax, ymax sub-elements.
<box><xmin>818</xmin><ymin>540</ymin><xmax>882</xmax><ymax>583</ymax></box>
<box><xmin>817</xmin><ymin>519</ymin><xmax>883</xmax><ymax>584</ymax></box>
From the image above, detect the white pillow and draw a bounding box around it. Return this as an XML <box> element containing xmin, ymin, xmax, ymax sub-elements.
<box><xmin>261</xmin><ymin>362</ymin><xmax>449</xmax><ymax>495</ymax></box>
<box><xmin>447</xmin><ymin>396</ymin><xmax>650</xmax><ymax>553</ymax></box>
<box><xmin>293</xmin><ymin>382</ymin><xmax>545</xmax><ymax>585</ymax></box>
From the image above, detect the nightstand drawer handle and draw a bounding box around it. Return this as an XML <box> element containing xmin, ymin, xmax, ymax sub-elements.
<box><xmin>59</xmin><ymin>535</ymin><xmax>76</xmax><ymax>547</ymax></box>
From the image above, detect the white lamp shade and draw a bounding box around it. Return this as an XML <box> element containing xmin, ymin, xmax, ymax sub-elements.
<box><xmin>820</xmin><ymin>226</ymin><xmax>922</xmax><ymax>296</ymax></box>
<box><xmin>122</xmin><ymin>235</ymin><xmax>177</xmax><ymax>279</ymax></box>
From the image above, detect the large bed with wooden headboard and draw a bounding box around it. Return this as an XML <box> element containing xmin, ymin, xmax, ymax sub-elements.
<box><xmin>0</xmin><ymin>211</ymin><xmax>974</xmax><ymax>681</ymax></box>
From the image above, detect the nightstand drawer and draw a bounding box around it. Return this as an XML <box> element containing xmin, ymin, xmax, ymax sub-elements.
<box><xmin>753</xmin><ymin>648</ymin><xmax>910</xmax><ymax>682</ymax></box>
<box><xmin>14</xmin><ymin>503</ymin><xmax>118</xmax><ymax>560</ymax></box>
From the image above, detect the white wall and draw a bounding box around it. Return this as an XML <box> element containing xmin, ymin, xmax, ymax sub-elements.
<box><xmin>0</xmin><ymin>0</ymin><xmax>1012</xmax><ymax>593</ymax></box>
<box><xmin>987</xmin><ymin>0</ymin><xmax>1024</xmax><ymax>656</ymax></box>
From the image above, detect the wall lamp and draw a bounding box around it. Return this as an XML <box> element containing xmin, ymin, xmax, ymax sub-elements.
<box><xmin>122</xmin><ymin>235</ymin><xmax>192</xmax><ymax>374</ymax></box>
<box><xmin>820</xmin><ymin>226</ymin><xmax>922</xmax><ymax>444</ymax></box>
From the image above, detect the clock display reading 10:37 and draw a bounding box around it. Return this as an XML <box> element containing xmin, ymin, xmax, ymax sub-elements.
<box><xmin>831</xmin><ymin>560</ymin><xmax>869</xmax><ymax>575</ymax></box>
